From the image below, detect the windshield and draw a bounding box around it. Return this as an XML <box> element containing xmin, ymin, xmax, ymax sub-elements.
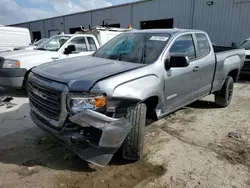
<box><xmin>36</xmin><ymin>36</ymin><xmax>70</xmax><ymax>51</ymax></box>
<box><xmin>239</xmin><ymin>40</ymin><xmax>250</xmax><ymax>50</ymax></box>
<box><xmin>93</xmin><ymin>33</ymin><xmax>170</xmax><ymax>64</ymax></box>
<box><xmin>34</xmin><ymin>38</ymin><xmax>48</xmax><ymax>46</ymax></box>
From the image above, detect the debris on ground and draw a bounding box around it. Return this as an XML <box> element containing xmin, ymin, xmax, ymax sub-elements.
<box><xmin>228</xmin><ymin>132</ymin><xmax>242</xmax><ymax>139</ymax></box>
<box><xmin>0</xmin><ymin>96</ymin><xmax>17</xmax><ymax>108</ymax></box>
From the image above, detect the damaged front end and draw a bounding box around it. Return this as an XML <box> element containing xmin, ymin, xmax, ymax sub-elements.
<box><xmin>30</xmin><ymin>106</ymin><xmax>132</xmax><ymax>166</ymax></box>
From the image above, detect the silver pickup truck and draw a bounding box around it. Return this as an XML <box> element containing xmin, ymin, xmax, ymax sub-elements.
<box><xmin>28</xmin><ymin>29</ymin><xmax>245</xmax><ymax>166</ymax></box>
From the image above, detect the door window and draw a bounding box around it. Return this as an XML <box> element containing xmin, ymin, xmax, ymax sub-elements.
<box><xmin>170</xmin><ymin>35</ymin><xmax>196</xmax><ymax>60</ymax></box>
<box><xmin>67</xmin><ymin>37</ymin><xmax>87</xmax><ymax>52</ymax></box>
<box><xmin>87</xmin><ymin>37</ymin><xmax>97</xmax><ymax>51</ymax></box>
<box><xmin>195</xmin><ymin>33</ymin><xmax>210</xmax><ymax>58</ymax></box>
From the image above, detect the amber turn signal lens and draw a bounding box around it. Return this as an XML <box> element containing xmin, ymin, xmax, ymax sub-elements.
<box><xmin>15</xmin><ymin>60</ymin><xmax>20</xmax><ymax>67</ymax></box>
<box><xmin>95</xmin><ymin>96</ymin><xmax>107</xmax><ymax>108</ymax></box>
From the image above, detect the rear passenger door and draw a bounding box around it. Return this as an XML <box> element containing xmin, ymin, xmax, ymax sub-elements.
<box><xmin>164</xmin><ymin>34</ymin><xmax>202</xmax><ymax>112</ymax></box>
<box><xmin>194</xmin><ymin>33</ymin><xmax>216</xmax><ymax>97</ymax></box>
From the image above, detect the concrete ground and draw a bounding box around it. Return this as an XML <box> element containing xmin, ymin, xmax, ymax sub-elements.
<box><xmin>0</xmin><ymin>79</ymin><xmax>250</xmax><ymax>188</ymax></box>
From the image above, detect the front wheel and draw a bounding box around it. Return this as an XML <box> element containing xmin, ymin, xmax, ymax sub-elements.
<box><xmin>122</xmin><ymin>103</ymin><xmax>147</xmax><ymax>161</ymax></box>
<box><xmin>215</xmin><ymin>76</ymin><xmax>234</xmax><ymax>107</ymax></box>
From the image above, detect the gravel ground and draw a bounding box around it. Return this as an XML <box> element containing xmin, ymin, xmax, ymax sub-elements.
<box><xmin>0</xmin><ymin>80</ymin><xmax>250</xmax><ymax>188</ymax></box>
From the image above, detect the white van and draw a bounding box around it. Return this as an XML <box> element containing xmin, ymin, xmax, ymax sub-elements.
<box><xmin>0</xmin><ymin>26</ymin><xmax>31</xmax><ymax>52</ymax></box>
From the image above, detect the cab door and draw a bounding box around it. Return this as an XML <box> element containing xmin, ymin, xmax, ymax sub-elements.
<box><xmin>194</xmin><ymin>33</ymin><xmax>216</xmax><ymax>97</ymax></box>
<box><xmin>163</xmin><ymin>34</ymin><xmax>202</xmax><ymax>113</ymax></box>
<box><xmin>61</xmin><ymin>37</ymin><xmax>94</xmax><ymax>59</ymax></box>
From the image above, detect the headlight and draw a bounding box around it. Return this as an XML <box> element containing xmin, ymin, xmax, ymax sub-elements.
<box><xmin>3</xmin><ymin>59</ymin><xmax>20</xmax><ymax>68</ymax></box>
<box><xmin>67</xmin><ymin>94</ymin><xmax>107</xmax><ymax>113</ymax></box>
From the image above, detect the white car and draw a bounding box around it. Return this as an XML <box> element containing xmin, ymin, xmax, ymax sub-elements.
<box><xmin>0</xmin><ymin>27</ymin><xmax>128</xmax><ymax>89</ymax></box>
<box><xmin>238</xmin><ymin>38</ymin><xmax>250</xmax><ymax>74</ymax></box>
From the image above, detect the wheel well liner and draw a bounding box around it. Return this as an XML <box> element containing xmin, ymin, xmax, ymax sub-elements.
<box><xmin>142</xmin><ymin>96</ymin><xmax>159</xmax><ymax>119</ymax></box>
<box><xmin>228</xmin><ymin>69</ymin><xmax>239</xmax><ymax>82</ymax></box>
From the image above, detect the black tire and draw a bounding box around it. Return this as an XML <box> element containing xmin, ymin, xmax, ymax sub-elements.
<box><xmin>122</xmin><ymin>103</ymin><xmax>147</xmax><ymax>161</ymax></box>
<box><xmin>21</xmin><ymin>77</ymin><xmax>29</xmax><ymax>94</ymax></box>
<box><xmin>22</xmin><ymin>71</ymin><xmax>30</xmax><ymax>94</ymax></box>
<box><xmin>215</xmin><ymin>76</ymin><xmax>234</xmax><ymax>107</ymax></box>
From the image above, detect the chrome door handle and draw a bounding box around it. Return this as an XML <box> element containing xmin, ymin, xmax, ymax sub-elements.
<box><xmin>193</xmin><ymin>66</ymin><xmax>200</xmax><ymax>72</ymax></box>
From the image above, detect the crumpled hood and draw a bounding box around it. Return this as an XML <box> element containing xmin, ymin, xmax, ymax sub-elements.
<box><xmin>32</xmin><ymin>56</ymin><xmax>145</xmax><ymax>91</ymax></box>
<box><xmin>0</xmin><ymin>49</ymin><xmax>51</xmax><ymax>59</ymax></box>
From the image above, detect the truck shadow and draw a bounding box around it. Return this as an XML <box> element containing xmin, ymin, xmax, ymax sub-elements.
<box><xmin>238</xmin><ymin>75</ymin><xmax>250</xmax><ymax>84</ymax></box>
<box><xmin>0</xmin><ymin>104</ymin><xmax>165</xmax><ymax>188</ymax></box>
<box><xmin>0</xmin><ymin>103</ymin><xmax>96</xmax><ymax>172</ymax></box>
<box><xmin>0</xmin><ymin>103</ymin><xmax>137</xmax><ymax>174</ymax></box>
<box><xmin>188</xmin><ymin>100</ymin><xmax>218</xmax><ymax>109</ymax></box>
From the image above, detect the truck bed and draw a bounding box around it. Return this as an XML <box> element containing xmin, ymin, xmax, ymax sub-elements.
<box><xmin>211</xmin><ymin>46</ymin><xmax>245</xmax><ymax>93</ymax></box>
<box><xmin>213</xmin><ymin>45</ymin><xmax>236</xmax><ymax>53</ymax></box>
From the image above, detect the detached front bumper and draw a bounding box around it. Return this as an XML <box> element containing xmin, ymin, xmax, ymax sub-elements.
<box><xmin>30</xmin><ymin>107</ymin><xmax>132</xmax><ymax>166</ymax></box>
<box><xmin>0</xmin><ymin>68</ymin><xmax>26</xmax><ymax>88</ymax></box>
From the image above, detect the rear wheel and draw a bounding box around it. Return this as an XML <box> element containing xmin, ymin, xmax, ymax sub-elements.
<box><xmin>122</xmin><ymin>103</ymin><xmax>147</xmax><ymax>161</ymax></box>
<box><xmin>215</xmin><ymin>76</ymin><xmax>234</xmax><ymax>107</ymax></box>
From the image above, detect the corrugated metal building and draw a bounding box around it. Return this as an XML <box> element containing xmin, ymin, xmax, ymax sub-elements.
<box><xmin>11</xmin><ymin>0</ymin><xmax>250</xmax><ymax>46</ymax></box>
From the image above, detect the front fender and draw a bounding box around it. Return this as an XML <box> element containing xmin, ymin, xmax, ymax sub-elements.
<box><xmin>112</xmin><ymin>75</ymin><xmax>162</xmax><ymax>101</ymax></box>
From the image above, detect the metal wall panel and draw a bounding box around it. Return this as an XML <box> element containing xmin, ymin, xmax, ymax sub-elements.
<box><xmin>29</xmin><ymin>21</ymin><xmax>45</xmax><ymax>39</ymax></box>
<box><xmin>132</xmin><ymin>0</ymin><xmax>193</xmax><ymax>29</ymax></box>
<box><xmin>10</xmin><ymin>0</ymin><xmax>250</xmax><ymax>46</ymax></box>
<box><xmin>13</xmin><ymin>23</ymin><xmax>30</xmax><ymax>30</ymax></box>
<box><xmin>193</xmin><ymin>0</ymin><xmax>250</xmax><ymax>46</ymax></box>
<box><xmin>64</xmin><ymin>12</ymin><xmax>91</xmax><ymax>33</ymax></box>
<box><xmin>91</xmin><ymin>5</ymin><xmax>132</xmax><ymax>28</ymax></box>
<box><xmin>44</xmin><ymin>17</ymin><xmax>64</xmax><ymax>38</ymax></box>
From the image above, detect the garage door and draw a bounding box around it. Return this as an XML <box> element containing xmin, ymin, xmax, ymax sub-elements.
<box><xmin>49</xmin><ymin>30</ymin><xmax>59</xmax><ymax>37</ymax></box>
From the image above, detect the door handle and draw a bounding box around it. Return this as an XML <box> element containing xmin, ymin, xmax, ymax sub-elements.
<box><xmin>193</xmin><ymin>66</ymin><xmax>200</xmax><ymax>72</ymax></box>
<box><xmin>51</xmin><ymin>57</ymin><xmax>59</xmax><ymax>60</ymax></box>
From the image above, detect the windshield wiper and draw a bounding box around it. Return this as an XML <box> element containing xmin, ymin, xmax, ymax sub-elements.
<box><xmin>117</xmin><ymin>37</ymin><xmax>128</xmax><ymax>61</ymax></box>
<box><xmin>36</xmin><ymin>47</ymin><xmax>47</xmax><ymax>51</ymax></box>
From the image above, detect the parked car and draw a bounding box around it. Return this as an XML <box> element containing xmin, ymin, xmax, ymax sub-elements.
<box><xmin>0</xmin><ymin>26</ymin><xmax>31</xmax><ymax>52</ymax></box>
<box><xmin>14</xmin><ymin>38</ymin><xmax>48</xmax><ymax>51</ymax></box>
<box><xmin>0</xmin><ymin>26</ymin><xmax>128</xmax><ymax>89</ymax></box>
<box><xmin>28</xmin><ymin>29</ymin><xmax>245</xmax><ymax>166</ymax></box>
<box><xmin>238</xmin><ymin>38</ymin><xmax>250</xmax><ymax>74</ymax></box>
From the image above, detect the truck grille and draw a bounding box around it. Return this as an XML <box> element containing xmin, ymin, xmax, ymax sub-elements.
<box><xmin>29</xmin><ymin>81</ymin><xmax>62</xmax><ymax>120</ymax></box>
<box><xmin>246</xmin><ymin>55</ymin><xmax>250</xmax><ymax>60</ymax></box>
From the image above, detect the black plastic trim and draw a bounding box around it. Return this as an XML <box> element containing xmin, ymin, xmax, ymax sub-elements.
<box><xmin>0</xmin><ymin>68</ymin><xmax>27</xmax><ymax>77</ymax></box>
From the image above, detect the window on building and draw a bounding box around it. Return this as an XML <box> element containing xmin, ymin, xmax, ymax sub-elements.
<box><xmin>32</xmin><ymin>31</ymin><xmax>41</xmax><ymax>42</ymax></box>
<box><xmin>87</xmin><ymin>37</ymin><xmax>97</xmax><ymax>51</ymax></box>
<box><xmin>67</xmin><ymin>37</ymin><xmax>87</xmax><ymax>52</ymax></box>
<box><xmin>106</xmin><ymin>24</ymin><xmax>120</xmax><ymax>28</ymax></box>
<box><xmin>170</xmin><ymin>34</ymin><xmax>196</xmax><ymax>60</ymax></box>
<box><xmin>140</xmin><ymin>18</ymin><xmax>174</xmax><ymax>30</ymax></box>
<box><xmin>195</xmin><ymin>33</ymin><xmax>210</xmax><ymax>58</ymax></box>
<box><xmin>69</xmin><ymin>27</ymin><xmax>83</xmax><ymax>34</ymax></box>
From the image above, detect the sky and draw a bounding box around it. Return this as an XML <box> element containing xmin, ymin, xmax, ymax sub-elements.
<box><xmin>0</xmin><ymin>0</ymin><xmax>137</xmax><ymax>25</ymax></box>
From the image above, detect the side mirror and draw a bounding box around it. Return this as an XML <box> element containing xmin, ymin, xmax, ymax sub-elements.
<box><xmin>64</xmin><ymin>44</ymin><xmax>76</xmax><ymax>55</ymax></box>
<box><xmin>165</xmin><ymin>56</ymin><xmax>189</xmax><ymax>70</ymax></box>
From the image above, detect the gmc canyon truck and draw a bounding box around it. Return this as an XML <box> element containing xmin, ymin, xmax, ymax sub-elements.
<box><xmin>28</xmin><ymin>29</ymin><xmax>245</xmax><ymax>166</ymax></box>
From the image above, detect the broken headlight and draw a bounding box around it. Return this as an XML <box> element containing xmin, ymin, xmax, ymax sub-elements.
<box><xmin>67</xmin><ymin>94</ymin><xmax>107</xmax><ymax>113</ymax></box>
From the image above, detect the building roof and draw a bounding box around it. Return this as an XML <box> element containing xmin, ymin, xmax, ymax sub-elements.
<box><xmin>10</xmin><ymin>0</ymin><xmax>150</xmax><ymax>25</ymax></box>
